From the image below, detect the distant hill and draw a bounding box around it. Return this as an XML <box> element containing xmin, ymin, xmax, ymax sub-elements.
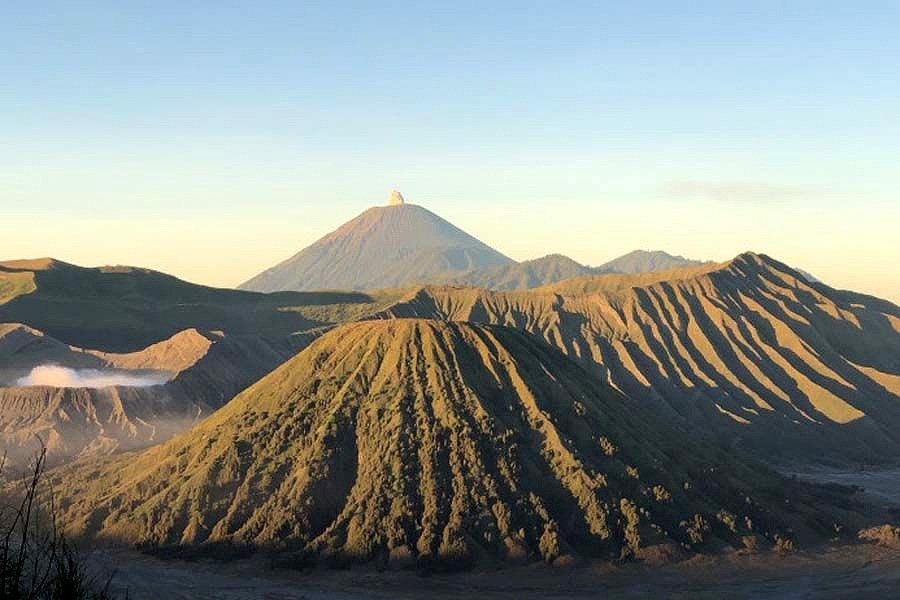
<box><xmin>240</xmin><ymin>193</ymin><xmax>513</xmax><ymax>292</ymax></box>
<box><xmin>373</xmin><ymin>253</ymin><xmax>900</xmax><ymax>464</ymax></box>
<box><xmin>50</xmin><ymin>320</ymin><xmax>851</xmax><ymax>566</ymax></box>
<box><xmin>0</xmin><ymin>258</ymin><xmax>401</xmax><ymax>352</ymax></box>
<box><xmin>443</xmin><ymin>254</ymin><xmax>595</xmax><ymax>290</ymax></box>
<box><xmin>433</xmin><ymin>251</ymin><xmax>710</xmax><ymax>291</ymax></box>
<box><xmin>597</xmin><ymin>250</ymin><xmax>708</xmax><ymax>274</ymax></box>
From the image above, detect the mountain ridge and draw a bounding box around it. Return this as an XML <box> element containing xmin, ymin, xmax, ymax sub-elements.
<box><xmin>369</xmin><ymin>252</ymin><xmax>900</xmax><ymax>464</ymax></box>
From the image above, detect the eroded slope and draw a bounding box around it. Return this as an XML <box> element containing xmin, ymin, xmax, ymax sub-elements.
<box><xmin>51</xmin><ymin>320</ymin><xmax>853</xmax><ymax>567</ymax></box>
<box><xmin>374</xmin><ymin>253</ymin><xmax>900</xmax><ymax>463</ymax></box>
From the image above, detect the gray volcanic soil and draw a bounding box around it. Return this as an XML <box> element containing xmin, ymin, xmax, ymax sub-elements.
<box><xmin>90</xmin><ymin>543</ymin><xmax>900</xmax><ymax>600</ymax></box>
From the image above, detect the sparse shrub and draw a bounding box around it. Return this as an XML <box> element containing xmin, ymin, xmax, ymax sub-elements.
<box><xmin>680</xmin><ymin>514</ymin><xmax>710</xmax><ymax>546</ymax></box>
<box><xmin>741</xmin><ymin>535</ymin><xmax>762</xmax><ymax>552</ymax></box>
<box><xmin>858</xmin><ymin>525</ymin><xmax>900</xmax><ymax>547</ymax></box>
<box><xmin>598</xmin><ymin>437</ymin><xmax>617</xmax><ymax>457</ymax></box>
<box><xmin>774</xmin><ymin>535</ymin><xmax>796</xmax><ymax>553</ymax></box>
<box><xmin>619</xmin><ymin>499</ymin><xmax>641</xmax><ymax>558</ymax></box>
<box><xmin>0</xmin><ymin>445</ymin><xmax>119</xmax><ymax>599</ymax></box>
<box><xmin>651</xmin><ymin>485</ymin><xmax>671</xmax><ymax>502</ymax></box>
<box><xmin>625</xmin><ymin>466</ymin><xmax>640</xmax><ymax>479</ymax></box>
<box><xmin>716</xmin><ymin>510</ymin><xmax>737</xmax><ymax>533</ymax></box>
<box><xmin>538</xmin><ymin>524</ymin><xmax>561</xmax><ymax>563</ymax></box>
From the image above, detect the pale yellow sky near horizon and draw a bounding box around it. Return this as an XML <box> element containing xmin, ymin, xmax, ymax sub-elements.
<box><xmin>5</xmin><ymin>197</ymin><xmax>898</xmax><ymax>305</ymax></box>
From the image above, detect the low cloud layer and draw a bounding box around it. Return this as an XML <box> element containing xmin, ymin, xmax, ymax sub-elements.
<box><xmin>16</xmin><ymin>365</ymin><xmax>169</xmax><ymax>389</ymax></box>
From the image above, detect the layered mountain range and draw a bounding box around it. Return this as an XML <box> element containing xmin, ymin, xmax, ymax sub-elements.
<box><xmin>239</xmin><ymin>193</ymin><xmax>706</xmax><ymax>293</ymax></box>
<box><xmin>3</xmin><ymin>195</ymin><xmax>897</xmax><ymax>570</ymax></box>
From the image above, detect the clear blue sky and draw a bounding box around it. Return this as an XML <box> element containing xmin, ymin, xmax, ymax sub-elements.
<box><xmin>3</xmin><ymin>2</ymin><xmax>899</xmax><ymax>301</ymax></box>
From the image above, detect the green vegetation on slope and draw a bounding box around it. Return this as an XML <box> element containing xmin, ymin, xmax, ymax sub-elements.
<box><xmin>0</xmin><ymin>260</ymin><xmax>391</xmax><ymax>352</ymax></box>
<box><xmin>0</xmin><ymin>269</ymin><xmax>36</xmax><ymax>305</ymax></box>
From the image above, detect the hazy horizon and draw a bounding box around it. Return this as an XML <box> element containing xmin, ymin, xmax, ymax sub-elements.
<box><xmin>4</xmin><ymin>3</ymin><xmax>899</xmax><ymax>303</ymax></box>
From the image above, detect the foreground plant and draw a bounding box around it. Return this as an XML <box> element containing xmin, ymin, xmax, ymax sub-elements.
<box><xmin>0</xmin><ymin>446</ymin><xmax>118</xmax><ymax>600</ymax></box>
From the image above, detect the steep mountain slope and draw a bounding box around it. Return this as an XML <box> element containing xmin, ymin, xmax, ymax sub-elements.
<box><xmin>597</xmin><ymin>250</ymin><xmax>708</xmax><ymax>274</ymax></box>
<box><xmin>0</xmin><ymin>258</ymin><xmax>391</xmax><ymax>352</ymax></box>
<box><xmin>51</xmin><ymin>320</ymin><xmax>852</xmax><ymax>566</ymax></box>
<box><xmin>373</xmin><ymin>253</ymin><xmax>900</xmax><ymax>464</ymax></box>
<box><xmin>443</xmin><ymin>254</ymin><xmax>595</xmax><ymax>291</ymax></box>
<box><xmin>239</xmin><ymin>199</ymin><xmax>513</xmax><ymax>292</ymax></box>
<box><xmin>0</xmin><ymin>326</ymin><xmax>302</xmax><ymax>467</ymax></box>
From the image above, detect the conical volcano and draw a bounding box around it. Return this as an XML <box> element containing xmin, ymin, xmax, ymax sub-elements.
<box><xmin>53</xmin><ymin>320</ymin><xmax>850</xmax><ymax>566</ymax></box>
<box><xmin>239</xmin><ymin>197</ymin><xmax>513</xmax><ymax>292</ymax></box>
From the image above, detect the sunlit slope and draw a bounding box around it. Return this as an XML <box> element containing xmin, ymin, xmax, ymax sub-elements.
<box><xmin>51</xmin><ymin>320</ymin><xmax>848</xmax><ymax>566</ymax></box>
<box><xmin>374</xmin><ymin>253</ymin><xmax>900</xmax><ymax>463</ymax></box>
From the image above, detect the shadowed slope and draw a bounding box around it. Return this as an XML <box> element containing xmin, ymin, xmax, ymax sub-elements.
<box><xmin>0</xmin><ymin>258</ymin><xmax>407</xmax><ymax>352</ymax></box>
<box><xmin>240</xmin><ymin>203</ymin><xmax>513</xmax><ymax>292</ymax></box>
<box><xmin>374</xmin><ymin>253</ymin><xmax>900</xmax><ymax>464</ymax></box>
<box><xmin>51</xmin><ymin>320</ymin><xmax>853</xmax><ymax>567</ymax></box>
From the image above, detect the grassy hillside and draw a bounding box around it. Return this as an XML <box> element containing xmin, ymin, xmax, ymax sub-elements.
<box><xmin>0</xmin><ymin>259</ymin><xmax>394</xmax><ymax>351</ymax></box>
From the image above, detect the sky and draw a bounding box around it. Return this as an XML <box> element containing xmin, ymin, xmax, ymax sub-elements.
<box><xmin>2</xmin><ymin>2</ymin><xmax>899</xmax><ymax>302</ymax></box>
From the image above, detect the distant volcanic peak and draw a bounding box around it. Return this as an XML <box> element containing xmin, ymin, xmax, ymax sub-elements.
<box><xmin>388</xmin><ymin>190</ymin><xmax>405</xmax><ymax>206</ymax></box>
<box><xmin>239</xmin><ymin>196</ymin><xmax>512</xmax><ymax>292</ymax></box>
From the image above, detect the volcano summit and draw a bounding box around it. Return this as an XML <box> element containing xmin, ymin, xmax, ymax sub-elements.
<box><xmin>240</xmin><ymin>193</ymin><xmax>513</xmax><ymax>292</ymax></box>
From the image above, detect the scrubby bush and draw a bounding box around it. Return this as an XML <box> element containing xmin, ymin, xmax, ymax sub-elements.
<box><xmin>619</xmin><ymin>499</ymin><xmax>641</xmax><ymax>559</ymax></box>
<box><xmin>598</xmin><ymin>437</ymin><xmax>617</xmax><ymax>457</ymax></box>
<box><xmin>774</xmin><ymin>534</ymin><xmax>796</xmax><ymax>553</ymax></box>
<box><xmin>0</xmin><ymin>446</ymin><xmax>118</xmax><ymax>600</ymax></box>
